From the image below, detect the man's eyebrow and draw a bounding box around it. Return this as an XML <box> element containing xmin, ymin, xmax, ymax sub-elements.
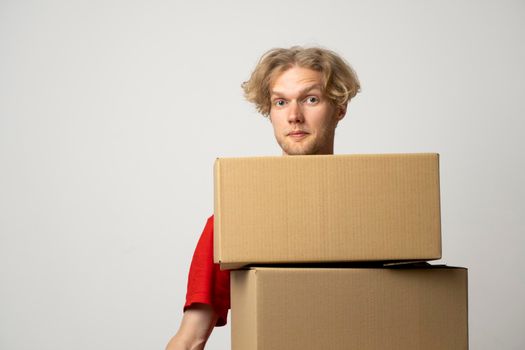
<box><xmin>271</xmin><ymin>84</ymin><xmax>323</xmax><ymax>98</ymax></box>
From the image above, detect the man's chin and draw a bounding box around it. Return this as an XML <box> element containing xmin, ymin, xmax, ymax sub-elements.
<box><xmin>281</xmin><ymin>142</ymin><xmax>316</xmax><ymax>156</ymax></box>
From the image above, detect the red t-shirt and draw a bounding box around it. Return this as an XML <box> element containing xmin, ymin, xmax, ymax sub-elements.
<box><xmin>184</xmin><ymin>215</ymin><xmax>230</xmax><ymax>326</ymax></box>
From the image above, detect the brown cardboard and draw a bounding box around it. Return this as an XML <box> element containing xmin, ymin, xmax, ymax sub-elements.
<box><xmin>231</xmin><ymin>266</ymin><xmax>468</xmax><ymax>350</ymax></box>
<box><xmin>214</xmin><ymin>154</ymin><xmax>441</xmax><ymax>269</ymax></box>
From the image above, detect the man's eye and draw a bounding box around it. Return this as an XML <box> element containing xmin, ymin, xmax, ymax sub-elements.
<box><xmin>274</xmin><ymin>100</ymin><xmax>286</xmax><ymax>107</ymax></box>
<box><xmin>305</xmin><ymin>96</ymin><xmax>319</xmax><ymax>104</ymax></box>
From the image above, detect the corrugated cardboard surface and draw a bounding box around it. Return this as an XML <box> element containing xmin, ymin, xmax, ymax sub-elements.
<box><xmin>215</xmin><ymin>154</ymin><xmax>441</xmax><ymax>269</ymax></box>
<box><xmin>231</xmin><ymin>267</ymin><xmax>468</xmax><ymax>350</ymax></box>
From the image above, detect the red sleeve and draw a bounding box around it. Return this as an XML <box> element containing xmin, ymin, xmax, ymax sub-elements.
<box><xmin>184</xmin><ymin>215</ymin><xmax>230</xmax><ymax>327</ymax></box>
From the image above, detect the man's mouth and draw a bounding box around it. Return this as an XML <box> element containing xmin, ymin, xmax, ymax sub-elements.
<box><xmin>287</xmin><ymin>130</ymin><xmax>309</xmax><ymax>140</ymax></box>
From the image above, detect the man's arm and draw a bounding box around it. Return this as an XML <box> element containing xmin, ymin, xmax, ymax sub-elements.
<box><xmin>165</xmin><ymin>304</ymin><xmax>219</xmax><ymax>350</ymax></box>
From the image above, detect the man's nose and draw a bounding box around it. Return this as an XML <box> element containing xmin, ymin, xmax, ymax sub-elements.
<box><xmin>287</xmin><ymin>101</ymin><xmax>304</xmax><ymax>124</ymax></box>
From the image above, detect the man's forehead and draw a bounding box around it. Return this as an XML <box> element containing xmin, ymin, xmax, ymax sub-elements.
<box><xmin>270</xmin><ymin>67</ymin><xmax>325</xmax><ymax>95</ymax></box>
<box><xmin>270</xmin><ymin>83</ymin><xmax>323</xmax><ymax>97</ymax></box>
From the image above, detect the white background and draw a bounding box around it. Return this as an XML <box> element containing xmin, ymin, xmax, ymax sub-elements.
<box><xmin>1</xmin><ymin>1</ymin><xmax>524</xmax><ymax>349</ymax></box>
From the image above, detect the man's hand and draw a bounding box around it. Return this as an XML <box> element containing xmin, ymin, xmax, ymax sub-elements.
<box><xmin>165</xmin><ymin>304</ymin><xmax>218</xmax><ymax>350</ymax></box>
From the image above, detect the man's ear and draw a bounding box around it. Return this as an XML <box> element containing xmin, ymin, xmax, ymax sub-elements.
<box><xmin>336</xmin><ymin>105</ymin><xmax>347</xmax><ymax>121</ymax></box>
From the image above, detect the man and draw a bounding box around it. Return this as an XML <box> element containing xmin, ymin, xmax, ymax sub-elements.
<box><xmin>166</xmin><ymin>46</ymin><xmax>360</xmax><ymax>350</ymax></box>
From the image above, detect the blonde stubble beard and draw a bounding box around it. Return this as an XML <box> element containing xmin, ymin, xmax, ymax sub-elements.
<box><xmin>276</xmin><ymin>122</ymin><xmax>337</xmax><ymax>156</ymax></box>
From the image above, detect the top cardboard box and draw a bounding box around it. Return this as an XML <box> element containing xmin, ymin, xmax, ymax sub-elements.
<box><xmin>214</xmin><ymin>154</ymin><xmax>441</xmax><ymax>269</ymax></box>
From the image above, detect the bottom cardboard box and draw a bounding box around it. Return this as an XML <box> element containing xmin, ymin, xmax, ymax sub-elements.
<box><xmin>231</xmin><ymin>266</ymin><xmax>468</xmax><ymax>350</ymax></box>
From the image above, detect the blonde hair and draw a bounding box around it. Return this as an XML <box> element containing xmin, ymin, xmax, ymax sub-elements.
<box><xmin>242</xmin><ymin>46</ymin><xmax>360</xmax><ymax>117</ymax></box>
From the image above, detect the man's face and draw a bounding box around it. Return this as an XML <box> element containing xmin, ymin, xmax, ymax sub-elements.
<box><xmin>269</xmin><ymin>66</ymin><xmax>345</xmax><ymax>156</ymax></box>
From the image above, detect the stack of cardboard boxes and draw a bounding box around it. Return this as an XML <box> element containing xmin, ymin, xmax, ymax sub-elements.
<box><xmin>214</xmin><ymin>154</ymin><xmax>468</xmax><ymax>350</ymax></box>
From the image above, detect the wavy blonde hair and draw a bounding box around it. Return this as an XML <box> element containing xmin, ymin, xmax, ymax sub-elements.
<box><xmin>242</xmin><ymin>46</ymin><xmax>360</xmax><ymax>117</ymax></box>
